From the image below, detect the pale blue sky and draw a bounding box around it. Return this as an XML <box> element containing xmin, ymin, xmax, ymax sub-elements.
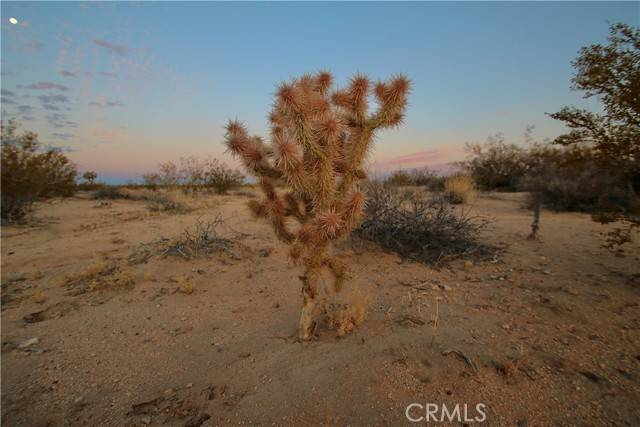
<box><xmin>1</xmin><ymin>1</ymin><xmax>638</xmax><ymax>183</ymax></box>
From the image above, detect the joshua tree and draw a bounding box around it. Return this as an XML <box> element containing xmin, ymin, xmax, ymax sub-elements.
<box><xmin>224</xmin><ymin>71</ymin><xmax>410</xmax><ymax>339</ymax></box>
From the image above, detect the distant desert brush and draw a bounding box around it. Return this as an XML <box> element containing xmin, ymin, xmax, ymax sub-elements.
<box><xmin>444</xmin><ymin>174</ymin><xmax>476</xmax><ymax>204</ymax></box>
<box><xmin>224</xmin><ymin>71</ymin><xmax>410</xmax><ymax>339</ymax></box>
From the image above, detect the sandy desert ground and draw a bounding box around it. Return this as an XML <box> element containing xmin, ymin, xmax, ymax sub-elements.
<box><xmin>1</xmin><ymin>190</ymin><xmax>639</xmax><ymax>426</ymax></box>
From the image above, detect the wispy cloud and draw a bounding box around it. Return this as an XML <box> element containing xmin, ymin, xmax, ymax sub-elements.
<box><xmin>89</xmin><ymin>100</ymin><xmax>125</xmax><ymax>108</ymax></box>
<box><xmin>94</xmin><ymin>39</ymin><xmax>129</xmax><ymax>56</ymax></box>
<box><xmin>51</xmin><ymin>132</ymin><xmax>75</xmax><ymax>140</ymax></box>
<box><xmin>26</xmin><ymin>82</ymin><xmax>70</xmax><ymax>91</ymax></box>
<box><xmin>372</xmin><ymin>150</ymin><xmax>445</xmax><ymax>168</ymax></box>
<box><xmin>1</xmin><ymin>89</ymin><xmax>16</xmax><ymax>97</ymax></box>
<box><xmin>37</xmin><ymin>94</ymin><xmax>70</xmax><ymax>104</ymax></box>
<box><xmin>1</xmin><ymin>97</ymin><xmax>16</xmax><ymax>105</ymax></box>
<box><xmin>43</xmin><ymin>103</ymin><xmax>62</xmax><ymax>111</ymax></box>
<box><xmin>17</xmin><ymin>105</ymin><xmax>34</xmax><ymax>114</ymax></box>
<box><xmin>46</xmin><ymin>113</ymin><xmax>78</xmax><ymax>129</ymax></box>
<box><xmin>23</xmin><ymin>40</ymin><xmax>44</xmax><ymax>53</ymax></box>
<box><xmin>58</xmin><ymin>70</ymin><xmax>78</xmax><ymax>78</ymax></box>
<box><xmin>99</xmin><ymin>71</ymin><xmax>120</xmax><ymax>78</ymax></box>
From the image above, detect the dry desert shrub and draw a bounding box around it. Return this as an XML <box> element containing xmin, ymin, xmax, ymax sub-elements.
<box><xmin>356</xmin><ymin>183</ymin><xmax>488</xmax><ymax>265</ymax></box>
<box><xmin>465</xmin><ymin>134</ymin><xmax>530</xmax><ymax>192</ymax></box>
<box><xmin>96</xmin><ymin>186</ymin><xmax>197</xmax><ymax>213</ymax></box>
<box><xmin>444</xmin><ymin>173</ymin><xmax>475</xmax><ymax>204</ymax></box>
<box><xmin>224</xmin><ymin>71</ymin><xmax>410</xmax><ymax>339</ymax></box>
<box><xmin>144</xmin><ymin>191</ymin><xmax>191</xmax><ymax>213</ymax></box>
<box><xmin>143</xmin><ymin>156</ymin><xmax>244</xmax><ymax>194</ymax></box>
<box><xmin>203</xmin><ymin>159</ymin><xmax>245</xmax><ymax>194</ymax></box>
<box><xmin>162</xmin><ymin>217</ymin><xmax>244</xmax><ymax>259</ymax></box>
<box><xmin>128</xmin><ymin>217</ymin><xmax>245</xmax><ymax>264</ymax></box>
<box><xmin>119</xmin><ymin>188</ymin><xmax>191</xmax><ymax>212</ymax></box>
<box><xmin>384</xmin><ymin>168</ymin><xmax>445</xmax><ymax>191</ymax></box>
<box><xmin>91</xmin><ymin>186</ymin><xmax>126</xmax><ymax>200</ymax></box>
<box><xmin>1</xmin><ymin>120</ymin><xmax>77</xmax><ymax>223</ymax></box>
<box><xmin>385</xmin><ymin>170</ymin><xmax>413</xmax><ymax>187</ymax></box>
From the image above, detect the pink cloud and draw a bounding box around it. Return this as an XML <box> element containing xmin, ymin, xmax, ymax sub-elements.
<box><xmin>90</xmin><ymin>126</ymin><xmax>126</xmax><ymax>142</ymax></box>
<box><xmin>370</xmin><ymin>145</ymin><xmax>467</xmax><ymax>174</ymax></box>
<box><xmin>371</xmin><ymin>150</ymin><xmax>445</xmax><ymax>168</ymax></box>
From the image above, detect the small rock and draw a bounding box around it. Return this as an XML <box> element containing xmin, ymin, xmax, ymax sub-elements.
<box><xmin>258</xmin><ymin>248</ymin><xmax>272</xmax><ymax>257</ymax></box>
<box><xmin>463</xmin><ymin>261</ymin><xmax>474</xmax><ymax>270</ymax></box>
<box><xmin>141</xmin><ymin>416</ymin><xmax>151</xmax><ymax>425</ymax></box>
<box><xmin>501</xmin><ymin>324</ymin><xmax>511</xmax><ymax>330</ymax></box>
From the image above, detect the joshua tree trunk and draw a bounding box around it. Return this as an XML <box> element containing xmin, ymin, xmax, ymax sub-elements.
<box><xmin>223</xmin><ymin>71</ymin><xmax>410</xmax><ymax>339</ymax></box>
<box><xmin>299</xmin><ymin>271</ymin><xmax>318</xmax><ymax>340</ymax></box>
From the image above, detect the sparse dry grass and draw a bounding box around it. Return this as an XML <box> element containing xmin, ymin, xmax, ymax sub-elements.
<box><xmin>25</xmin><ymin>270</ymin><xmax>44</xmax><ymax>281</ymax></box>
<box><xmin>73</xmin><ymin>223</ymin><xmax>100</xmax><ymax>232</ymax></box>
<box><xmin>58</xmin><ymin>260</ymin><xmax>136</xmax><ymax>294</ymax></box>
<box><xmin>119</xmin><ymin>188</ymin><xmax>215</xmax><ymax>213</ymax></box>
<box><xmin>31</xmin><ymin>289</ymin><xmax>46</xmax><ymax>304</ymax></box>
<box><xmin>114</xmin><ymin>210</ymin><xmax>150</xmax><ymax>221</ymax></box>
<box><xmin>325</xmin><ymin>287</ymin><xmax>371</xmax><ymax>337</ymax></box>
<box><xmin>175</xmin><ymin>275</ymin><xmax>194</xmax><ymax>294</ymax></box>
<box><xmin>444</xmin><ymin>173</ymin><xmax>476</xmax><ymax>204</ymax></box>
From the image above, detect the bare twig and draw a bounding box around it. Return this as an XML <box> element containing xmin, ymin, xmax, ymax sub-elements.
<box><xmin>442</xmin><ymin>349</ymin><xmax>478</xmax><ymax>374</ymax></box>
